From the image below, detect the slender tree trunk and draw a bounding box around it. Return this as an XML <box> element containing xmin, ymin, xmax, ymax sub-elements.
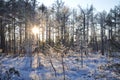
<box><xmin>61</xmin><ymin>24</ymin><xmax>64</xmax><ymax>44</ymax></box>
<box><xmin>110</xmin><ymin>27</ymin><xmax>113</xmax><ymax>39</ymax></box>
<box><xmin>61</xmin><ymin>54</ymin><xmax>65</xmax><ymax>80</ymax></box>
<box><xmin>25</xmin><ymin>1</ymin><xmax>28</xmax><ymax>40</ymax></box>
<box><xmin>49</xmin><ymin>55</ymin><xmax>57</xmax><ymax>77</ymax></box>
<box><xmin>72</xmin><ymin>24</ymin><xmax>74</xmax><ymax>47</ymax></box>
<box><xmin>101</xmin><ymin>24</ymin><xmax>104</xmax><ymax>55</ymax></box>
<box><xmin>83</xmin><ymin>14</ymin><xmax>85</xmax><ymax>42</ymax></box>
<box><xmin>13</xmin><ymin>18</ymin><xmax>16</xmax><ymax>54</ymax></box>
<box><xmin>0</xmin><ymin>19</ymin><xmax>5</xmax><ymax>53</ymax></box>
<box><xmin>48</xmin><ymin>24</ymin><xmax>51</xmax><ymax>45</ymax></box>
<box><xmin>63</xmin><ymin>18</ymin><xmax>66</xmax><ymax>45</ymax></box>
<box><xmin>8</xmin><ymin>24</ymin><xmax>11</xmax><ymax>53</ymax></box>
<box><xmin>25</xmin><ymin>20</ymin><xmax>28</xmax><ymax>40</ymax></box>
<box><xmin>19</xmin><ymin>24</ymin><xmax>22</xmax><ymax>54</ymax></box>
<box><xmin>95</xmin><ymin>36</ymin><xmax>98</xmax><ymax>51</ymax></box>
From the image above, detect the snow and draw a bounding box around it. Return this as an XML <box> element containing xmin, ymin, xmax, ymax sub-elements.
<box><xmin>0</xmin><ymin>52</ymin><xmax>120</xmax><ymax>80</ymax></box>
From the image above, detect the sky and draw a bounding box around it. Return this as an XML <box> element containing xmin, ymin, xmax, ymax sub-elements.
<box><xmin>37</xmin><ymin>0</ymin><xmax>120</xmax><ymax>12</ymax></box>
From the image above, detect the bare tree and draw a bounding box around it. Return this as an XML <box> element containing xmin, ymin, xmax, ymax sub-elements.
<box><xmin>97</xmin><ymin>11</ymin><xmax>107</xmax><ymax>55</ymax></box>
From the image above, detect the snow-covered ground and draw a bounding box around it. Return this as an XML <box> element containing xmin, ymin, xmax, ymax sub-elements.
<box><xmin>0</xmin><ymin>52</ymin><xmax>120</xmax><ymax>80</ymax></box>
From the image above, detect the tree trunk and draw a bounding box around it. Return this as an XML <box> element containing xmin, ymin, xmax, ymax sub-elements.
<box><xmin>19</xmin><ymin>24</ymin><xmax>22</xmax><ymax>54</ymax></box>
<box><xmin>0</xmin><ymin>19</ymin><xmax>5</xmax><ymax>53</ymax></box>
<box><xmin>101</xmin><ymin>24</ymin><xmax>104</xmax><ymax>55</ymax></box>
<box><xmin>8</xmin><ymin>24</ymin><xmax>12</xmax><ymax>53</ymax></box>
<box><xmin>13</xmin><ymin>17</ymin><xmax>16</xmax><ymax>54</ymax></box>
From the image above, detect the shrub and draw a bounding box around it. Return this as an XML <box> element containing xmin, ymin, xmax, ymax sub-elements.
<box><xmin>0</xmin><ymin>67</ymin><xmax>22</xmax><ymax>80</ymax></box>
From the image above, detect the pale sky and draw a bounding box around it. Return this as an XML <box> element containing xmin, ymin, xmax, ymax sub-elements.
<box><xmin>37</xmin><ymin>0</ymin><xmax>120</xmax><ymax>12</ymax></box>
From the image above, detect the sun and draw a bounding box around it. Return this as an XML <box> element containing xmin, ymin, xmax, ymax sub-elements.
<box><xmin>32</xmin><ymin>27</ymin><xmax>39</xmax><ymax>35</ymax></box>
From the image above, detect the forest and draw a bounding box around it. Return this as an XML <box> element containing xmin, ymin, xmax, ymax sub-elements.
<box><xmin>0</xmin><ymin>0</ymin><xmax>120</xmax><ymax>80</ymax></box>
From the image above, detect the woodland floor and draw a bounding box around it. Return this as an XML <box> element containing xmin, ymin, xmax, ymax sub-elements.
<box><xmin>0</xmin><ymin>52</ymin><xmax>120</xmax><ymax>80</ymax></box>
